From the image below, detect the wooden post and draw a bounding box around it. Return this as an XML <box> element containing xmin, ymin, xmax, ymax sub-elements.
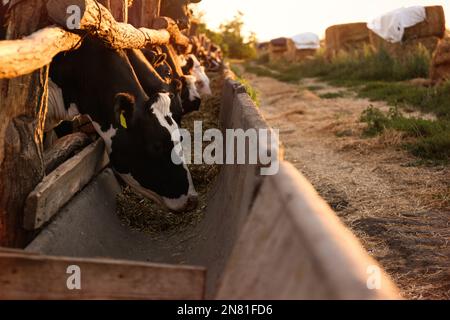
<box><xmin>129</xmin><ymin>0</ymin><xmax>161</xmax><ymax>28</ymax></box>
<box><xmin>0</xmin><ymin>0</ymin><xmax>48</xmax><ymax>247</ymax></box>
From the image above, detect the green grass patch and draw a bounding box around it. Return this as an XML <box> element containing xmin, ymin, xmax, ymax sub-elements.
<box><xmin>360</xmin><ymin>106</ymin><xmax>450</xmax><ymax>161</ymax></box>
<box><xmin>235</xmin><ymin>75</ymin><xmax>260</xmax><ymax>107</ymax></box>
<box><xmin>357</xmin><ymin>81</ymin><xmax>450</xmax><ymax>120</ymax></box>
<box><xmin>319</xmin><ymin>92</ymin><xmax>347</xmax><ymax>99</ymax></box>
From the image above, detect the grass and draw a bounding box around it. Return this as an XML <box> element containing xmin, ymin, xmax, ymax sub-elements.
<box><xmin>252</xmin><ymin>45</ymin><xmax>432</xmax><ymax>83</ymax></box>
<box><xmin>360</xmin><ymin>106</ymin><xmax>450</xmax><ymax>161</ymax></box>
<box><xmin>245</xmin><ymin>45</ymin><xmax>450</xmax><ymax>162</ymax></box>
<box><xmin>230</xmin><ymin>64</ymin><xmax>261</xmax><ymax>107</ymax></box>
<box><xmin>357</xmin><ymin>81</ymin><xmax>450</xmax><ymax>120</ymax></box>
<box><xmin>319</xmin><ymin>92</ymin><xmax>347</xmax><ymax>99</ymax></box>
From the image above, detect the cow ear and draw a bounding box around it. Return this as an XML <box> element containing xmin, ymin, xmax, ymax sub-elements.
<box><xmin>154</xmin><ymin>53</ymin><xmax>167</xmax><ymax>67</ymax></box>
<box><xmin>114</xmin><ymin>93</ymin><xmax>135</xmax><ymax>129</ymax></box>
<box><xmin>182</xmin><ymin>57</ymin><xmax>194</xmax><ymax>74</ymax></box>
<box><xmin>171</xmin><ymin>79</ymin><xmax>183</xmax><ymax>94</ymax></box>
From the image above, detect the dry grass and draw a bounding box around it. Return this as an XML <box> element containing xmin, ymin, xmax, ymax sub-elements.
<box><xmin>116</xmin><ymin>70</ymin><xmax>224</xmax><ymax>238</ymax></box>
<box><xmin>242</xmin><ymin>71</ymin><xmax>450</xmax><ymax>300</ymax></box>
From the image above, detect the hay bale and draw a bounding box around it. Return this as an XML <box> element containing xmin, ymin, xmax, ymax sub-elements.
<box><xmin>295</xmin><ymin>48</ymin><xmax>317</xmax><ymax>62</ymax></box>
<box><xmin>430</xmin><ymin>37</ymin><xmax>450</xmax><ymax>84</ymax></box>
<box><xmin>269</xmin><ymin>37</ymin><xmax>296</xmax><ymax>62</ymax></box>
<box><xmin>325</xmin><ymin>22</ymin><xmax>370</xmax><ymax>57</ymax></box>
<box><xmin>403</xmin><ymin>6</ymin><xmax>446</xmax><ymax>41</ymax></box>
<box><xmin>369</xmin><ymin>6</ymin><xmax>445</xmax><ymax>57</ymax></box>
<box><xmin>369</xmin><ymin>30</ymin><xmax>440</xmax><ymax>57</ymax></box>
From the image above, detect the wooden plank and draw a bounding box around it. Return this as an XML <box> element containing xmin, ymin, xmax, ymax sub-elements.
<box><xmin>0</xmin><ymin>26</ymin><xmax>82</xmax><ymax>79</ymax></box>
<box><xmin>0</xmin><ymin>0</ymin><xmax>171</xmax><ymax>79</ymax></box>
<box><xmin>23</xmin><ymin>139</ymin><xmax>109</xmax><ymax>230</ymax></box>
<box><xmin>153</xmin><ymin>16</ymin><xmax>190</xmax><ymax>51</ymax></box>
<box><xmin>44</xmin><ymin>132</ymin><xmax>92</xmax><ymax>174</ymax></box>
<box><xmin>0</xmin><ymin>251</ymin><xmax>205</xmax><ymax>300</ymax></box>
<box><xmin>216</xmin><ymin>162</ymin><xmax>400</xmax><ymax>300</ymax></box>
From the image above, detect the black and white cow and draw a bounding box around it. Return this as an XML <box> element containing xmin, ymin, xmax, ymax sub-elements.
<box><xmin>181</xmin><ymin>54</ymin><xmax>212</xmax><ymax>97</ymax></box>
<box><xmin>141</xmin><ymin>47</ymin><xmax>202</xmax><ymax>115</ymax></box>
<box><xmin>126</xmin><ymin>48</ymin><xmax>184</xmax><ymax>126</ymax></box>
<box><xmin>48</xmin><ymin>38</ymin><xmax>198</xmax><ymax>212</ymax></box>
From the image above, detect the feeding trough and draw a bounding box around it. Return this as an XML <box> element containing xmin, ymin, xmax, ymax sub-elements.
<box><xmin>0</xmin><ymin>0</ymin><xmax>400</xmax><ymax>300</ymax></box>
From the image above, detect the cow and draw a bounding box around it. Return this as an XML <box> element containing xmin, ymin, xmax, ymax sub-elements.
<box><xmin>48</xmin><ymin>38</ymin><xmax>198</xmax><ymax>212</ymax></box>
<box><xmin>181</xmin><ymin>54</ymin><xmax>212</xmax><ymax>97</ymax></box>
<box><xmin>140</xmin><ymin>47</ymin><xmax>202</xmax><ymax>115</ymax></box>
<box><xmin>126</xmin><ymin>48</ymin><xmax>185</xmax><ymax>125</ymax></box>
<box><xmin>159</xmin><ymin>0</ymin><xmax>201</xmax><ymax>31</ymax></box>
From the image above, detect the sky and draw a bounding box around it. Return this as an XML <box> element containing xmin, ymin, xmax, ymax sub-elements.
<box><xmin>194</xmin><ymin>0</ymin><xmax>450</xmax><ymax>41</ymax></box>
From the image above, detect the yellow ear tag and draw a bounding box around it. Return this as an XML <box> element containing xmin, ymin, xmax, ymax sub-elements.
<box><xmin>120</xmin><ymin>112</ymin><xmax>128</xmax><ymax>129</ymax></box>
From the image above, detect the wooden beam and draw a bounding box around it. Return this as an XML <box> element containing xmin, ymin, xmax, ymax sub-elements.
<box><xmin>0</xmin><ymin>0</ymin><xmax>47</xmax><ymax>247</ymax></box>
<box><xmin>0</xmin><ymin>251</ymin><xmax>206</xmax><ymax>300</ymax></box>
<box><xmin>44</xmin><ymin>132</ymin><xmax>92</xmax><ymax>174</ymax></box>
<box><xmin>0</xmin><ymin>0</ymin><xmax>171</xmax><ymax>79</ymax></box>
<box><xmin>23</xmin><ymin>139</ymin><xmax>109</xmax><ymax>230</ymax></box>
<box><xmin>47</xmin><ymin>0</ymin><xmax>170</xmax><ymax>49</ymax></box>
<box><xmin>0</xmin><ymin>26</ymin><xmax>82</xmax><ymax>79</ymax></box>
<box><xmin>153</xmin><ymin>16</ymin><xmax>190</xmax><ymax>51</ymax></box>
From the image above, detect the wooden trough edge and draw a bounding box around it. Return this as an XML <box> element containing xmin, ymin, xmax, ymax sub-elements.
<box><xmin>0</xmin><ymin>249</ymin><xmax>206</xmax><ymax>300</ymax></box>
<box><xmin>23</xmin><ymin>138</ymin><xmax>109</xmax><ymax>231</ymax></box>
<box><xmin>215</xmin><ymin>76</ymin><xmax>400</xmax><ymax>299</ymax></box>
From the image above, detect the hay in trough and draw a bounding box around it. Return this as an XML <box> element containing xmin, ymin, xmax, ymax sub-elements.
<box><xmin>116</xmin><ymin>70</ymin><xmax>224</xmax><ymax>237</ymax></box>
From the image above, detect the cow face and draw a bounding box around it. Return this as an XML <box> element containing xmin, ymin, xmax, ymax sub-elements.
<box><xmin>109</xmin><ymin>92</ymin><xmax>198</xmax><ymax>213</ymax></box>
<box><xmin>160</xmin><ymin>0</ymin><xmax>201</xmax><ymax>30</ymax></box>
<box><xmin>183</xmin><ymin>55</ymin><xmax>212</xmax><ymax>97</ymax></box>
<box><xmin>180</xmin><ymin>75</ymin><xmax>201</xmax><ymax>114</ymax></box>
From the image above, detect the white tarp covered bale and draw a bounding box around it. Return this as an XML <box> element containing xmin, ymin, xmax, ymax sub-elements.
<box><xmin>368</xmin><ymin>6</ymin><xmax>427</xmax><ymax>43</ymax></box>
<box><xmin>291</xmin><ymin>32</ymin><xmax>320</xmax><ymax>49</ymax></box>
<box><xmin>368</xmin><ymin>6</ymin><xmax>446</xmax><ymax>58</ymax></box>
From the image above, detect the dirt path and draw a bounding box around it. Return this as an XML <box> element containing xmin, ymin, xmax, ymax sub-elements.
<box><xmin>242</xmin><ymin>71</ymin><xmax>450</xmax><ymax>300</ymax></box>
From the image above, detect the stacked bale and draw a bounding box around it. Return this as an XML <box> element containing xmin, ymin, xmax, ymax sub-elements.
<box><xmin>430</xmin><ymin>37</ymin><xmax>450</xmax><ymax>84</ymax></box>
<box><xmin>292</xmin><ymin>33</ymin><xmax>320</xmax><ymax>62</ymax></box>
<box><xmin>369</xmin><ymin>6</ymin><xmax>446</xmax><ymax>57</ymax></box>
<box><xmin>269</xmin><ymin>37</ymin><xmax>296</xmax><ymax>62</ymax></box>
<box><xmin>257</xmin><ymin>41</ymin><xmax>270</xmax><ymax>57</ymax></box>
<box><xmin>325</xmin><ymin>22</ymin><xmax>370</xmax><ymax>58</ymax></box>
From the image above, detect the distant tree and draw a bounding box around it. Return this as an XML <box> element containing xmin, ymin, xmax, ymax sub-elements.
<box><xmin>196</xmin><ymin>11</ymin><xmax>257</xmax><ymax>60</ymax></box>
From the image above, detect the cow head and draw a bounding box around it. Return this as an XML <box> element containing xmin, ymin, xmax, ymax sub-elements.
<box><xmin>109</xmin><ymin>92</ymin><xmax>198</xmax><ymax>212</ymax></box>
<box><xmin>182</xmin><ymin>54</ymin><xmax>212</xmax><ymax>97</ymax></box>
<box><xmin>160</xmin><ymin>0</ymin><xmax>201</xmax><ymax>30</ymax></box>
<box><xmin>180</xmin><ymin>75</ymin><xmax>201</xmax><ymax>114</ymax></box>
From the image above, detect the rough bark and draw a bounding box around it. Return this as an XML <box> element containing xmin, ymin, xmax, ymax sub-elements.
<box><xmin>0</xmin><ymin>0</ymin><xmax>48</xmax><ymax>247</ymax></box>
<box><xmin>47</xmin><ymin>0</ymin><xmax>170</xmax><ymax>49</ymax></box>
<box><xmin>0</xmin><ymin>26</ymin><xmax>82</xmax><ymax>79</ymax></box>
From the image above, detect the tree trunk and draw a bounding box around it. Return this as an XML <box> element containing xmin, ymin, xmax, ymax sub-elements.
<box><xmin>0</xmin><ymin>0</ymin><xmax>48</xmax><ymax>247</ymax></box>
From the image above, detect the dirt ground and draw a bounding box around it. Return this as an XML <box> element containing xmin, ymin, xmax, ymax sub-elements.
<box><xmin>241</xmin><ymin>70</ymin><xmax>450</xmax><ymax>300</ymax></box>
